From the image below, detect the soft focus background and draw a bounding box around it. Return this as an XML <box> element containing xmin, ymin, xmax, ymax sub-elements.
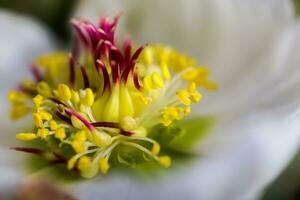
<box><xmin>1</xmin><ymin>0</ymin><xmax>300</xmax><ymax>199</ymax></box>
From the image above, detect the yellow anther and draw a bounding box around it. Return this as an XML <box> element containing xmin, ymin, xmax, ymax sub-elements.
<box><xmin>151</xmin><ymin>72</ymin><xmax>164</xmax><ymax>88</ymax></box>
<box><xmin>54</xmin><ymin>127</ymin><xmax>66</xmax><ymax>141</ymax></box>
<box><xmin>143</xmin><ymin>47</ymin><xmax>154</xmax><ymax>65</ymax></box>
<box><xmin>191</xmin><ymin>91</ymin><xmax>202</xmax><ymax>102</ymax></box>
<box><xmin>176</xmin><ymin>90</ymin><xmax>191</xmax><ymax>105</ymax></box>
<box><xmin>67</xmin><ymin>156</ymin><xmax>77</xmax><ymax>170</ymax></box>
<box><xmin>159</xmin><ymin>156</ymin><xmax>172</xmax><ymax>168</ymax></box>
<box><xmin>93</xmin><ymin>131</ymin><xmax>112</xmax><ymax>148</ymax></box>
<box><xmin>77</xmin><ymin>156</ymin><xmax>92</xmax><ymax>174</ymax></box>
<box><xmin>33</xmin><ymin>95</ymin><xmax>44</xmax><ymax>107</ymax></box>
<box><xmin>121</xmin><ymin>116</ymin><xmax>137</xmax><ymax>131</ymax></box>
<box><xmin>197</xmin><ymin>67</ymin><xmax>210</xmax><ymax>77</ymax></box>
<box><xmin>184</xmin><ymin>106</ymin><xmax>191</xmax><ymax>114</ymax></box>
<box><xmin>56</xmin><ymin>84</ymin><xmax>71</xmax><ymax>102</ymax></box>
<box><xmin>7</xmin><ymin>91</ymin><xmax>19</xmax><ymax>102</ymax></box>
<box><xmin>204</xmin><ymin>81</ymin><xmax>218</xmax><ymax>91</ymax></box>
<box><xmin>75</xmin><ymin>131</ymin><xmax>87</xmax><ymax>142</ymax></box>
<box><xmin>182</xmin><ymin>68</ymin><xmax>199</xmax><ymax>80</ymax></box>
<box><xmin>49</xmin><ymin>120</ymin><xmax>58</xmax><ymax>131</ymax></box>
<box><xmin>33</xmin><ymin>113</ymin><xmax>43</xmax><ymax>127</ymax></box>
<box><xmin>143</xmin><ymin>75</ymin><xmax>153</xmax><ymax>91</ymax></box>
<box><xmin>37</xmin><ymin>128</ymin><xmax>49</xmax><ymax>139</ymax></box>
<box><xmin>39</xmin><ymin>110</ymin><xmax>52</xmax><ymax>121</ymax></box>
<box><xmin>138</xmin><ymin>93</ymin><xmax>150</xmax><ymax>105</ymax></box>
<box><xmin>162</xmin><ymin>107</ymin><xmax>182</xmax><ymax>126</ymax></box>
<box><xmin>80</xmin><ymin>88</ymin><xmax>94</xmax><ymax>107</ymax></box>
<box><xmin>16</xmin><ymin>133</ymin><xmax>37</xmax><ymax>141</ymax></box>
<box><xmin>71</xmin><ymin>140</ymin><xmax>86</xmax><ymax>154</ymax></box>
<box><xmin>187</xmin><ymin>82</ymin><xmax>197</xmax><ymax>93</ymax></box>
<box><xmin>36</xmin><ymin>81</ymin><xmax>52</xmax><ymax>97</ymax></box>
<box><xmin>10</xmin><ymin>105</ymin><xmax>30</xmax><ymax>120</ymax></box>
<box><xmin>71</xmin><ymin>90</ymin><xmax>80</xmax><ymax>103</ymax></box>
<box><xmin>99</xmin><ymin>157</ymin><xmax>110</xmax><ymax>174</ymax></box>
<box><xmin>77</xmin><ymin>156</ymin><xmax>98</xmax><ymax>178</ymax></box>
<box><xmin>151</xmin><ymin>143</ymin><xmax>160</xmax><ymax>156</ymax></box>
<box><xmin>160</xmin><ymin>62</ymin><xmax>171</xmax><ymax>80</ymax></box>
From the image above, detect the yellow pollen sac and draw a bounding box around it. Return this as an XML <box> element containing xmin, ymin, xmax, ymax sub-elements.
<box><xmin>138</xmin><ymin>93</ymin><xmax>150</xmax><ymax>105</ymax></box>
<box><xmin>151</xmin><ymin>143</ymin><xmax>160</xmax><ymax>156</ymax></box>
<box><xmin>16</xmin><ymin>133</ymin><xmax>37</xmax><ymax>141</ymax></box>
<box><xmin>75</xmin><ymin>131</ymin><xmax>87</xmax><ymax>142</ymax></box>
<box><xmin>143</xmin><ymin>75</ymin><xmax>153</xmax><ymax>91</ymax></box>
<box><xmin>56</xmin><ymin>84</ymin><xmax>72</xmax><ymax>102</ymax></box>
<box><xmin>36</xmin><ymin>82</ymin><xmax>52</xmax><ymax>97</ymax></box>
<box><xmin>71</xmin><ymin>90</ymin><xmax>80</xmax><ymax>103</ymax></box>
<box><xmin>39</xmin><ymin>110</ymin><xmax>52</xmax><ymax>121</ymax></box>
<box><xmin>37</xmin><ymin>128</ymin><xmax>49</xmax><ymax>139</ymax></box>
<box><xmin>80</xmin><ymin>88</ymin><xmax>94</xmax><ymax>107</ymax></box>
<box><xmin>143</xmin><ymin>47</ymin><xmax>154</xmax><ymax>65</ymax></box>
<box><xmin>71</xmin><ymin>140</ymin><xmax>86</xmax><ymax>154</ymax></box>
<box><xmin>77</xmin><ymin>156</ymin><xmax>94</xmax><ymax>178</ymax></box>
<box><xmin>33</xmin><ymin>113</ymin><xmax>43</xmax><ymax>128</ymax></box>
<box><xmin>160</xmin><ymin>62</ymin><xmax>171</xmax><ymax>80</ymax></box>
<box><xmin>159</xmin><ymin>156</ymin><xmax>172</xmax><ymax>168</ymax></box>
<box><xmin>99</xmin><ymin>157</ymin><xmax>110</xmax><ymax>174</ymax></box>
<box><xmin>67</xmin><ymin>156</ymin><xmax>77</xmax><ymax>170</ymax></box>
<box><xmin>92</xmin><ymin>131</ymin><xmax>112</xmax><ymax>148</ymax></box>
<box><xmin>162</xmin><ymin>107</ymin><xmax>183</xmax><ymax>126</ymax></box>
<box><xmin>184</xmin><ymin>106</ymin><xmax>191</xmax><ymax>114</ymax></box>
<box><xmin>204</xmin><ymin>81</ymin><xmax>218</xmax><ymax>91</ymax></box>
<box><xmin>49</xmin><ymin>120</ymin><xmax>58</xmax><ymax>131</ymax></box>
<box><xmin>187</xmin><ymin>82</ymin><xmax>196</xmax><ymax>93</ymax></box>
<box><xmin>182</xmin><ymin>68</ymin><xmax>199</xmax><ymax>80</ymax></box>
<box><xmin>33</xmin><ymin>95</ymin><xmax>44</xmax><ymax>107</ymax></box>
<box><xmin>151</xmin><ymin>72</ymin><xmax>164</xmax><ymax>88</ymax></box>
<box><xmin>190</xmin><ymin>91</ymin><xmax>202</xmax><ymax>102</ymax></box>
<box><xmin>54</xmin><ymin>127</ymin><xmax>66</xmax><ymax>141</ymax></box>
<box><xmin>176</xmin><ymin>90</ymin><xmax>191</xmax><ymax>106</ymax></box>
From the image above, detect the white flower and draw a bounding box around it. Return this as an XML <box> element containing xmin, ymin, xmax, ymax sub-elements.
<box><xmin>1</xmin><ymin>0</ymin><xmax>300</xmax><ymax>199</ymax></box>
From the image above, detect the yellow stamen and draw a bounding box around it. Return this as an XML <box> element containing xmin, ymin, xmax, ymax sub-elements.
<box><xmin>33</xmin><ymin>113</ymin><xmax>43</xmax><ymax>127</ymax></box>
<box><xmin>56</xmin><ymin>84</ymin><xmax>71</xmax><ymax>102</ymax></box>
<box><xmin>16</xmin><ymin>133</ymin><xmax>37</xmax><ymax>141</ymax></box>
<box><xmin>151</xmin><ymin>143</ymin><xmax>160</xmax><ymax>156</ymax></box>
<box><xmin>99</xmin><ymin>157</ymin><xmax>110</xmax><ymax>174</ymax></box>
<box><xmin>80</xmin><ymin>88</ymin><xmax>94</xmax><ymax>107</ymax></box>
<box><xmin>159</xmin><ymin>156</ymin><xmax>172</xmax><ymax>168</ymax></box>
<box><xmin>54</xmin><ymin>127</ymin><xmax>66</xmax><ymax>141</ymax></box>
<box><xmin>176</xmin><ymin>90</ymin><xmax>191</xmax><ymax>105</ymax></box>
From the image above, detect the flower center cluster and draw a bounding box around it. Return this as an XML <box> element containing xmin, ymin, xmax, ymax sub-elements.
<box><xmin>9</xmin><ymin>15</ymin><xmax>217</xmax><ymax>178</ymax></box>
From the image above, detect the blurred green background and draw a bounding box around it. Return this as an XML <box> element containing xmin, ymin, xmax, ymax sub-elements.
<box><xmin>1</xmin><ymin>0</ymin><xmax>300</xmax><ymax>199</ymax></box>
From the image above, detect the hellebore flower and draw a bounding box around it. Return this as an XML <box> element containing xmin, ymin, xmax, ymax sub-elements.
<box><xmin>9</xmin><ymin>15</ymin><xmax>216</xmax><ymax>178</ymax></box>
<box><xmin>1</xmin><ymin>0</ymin><xmax>300</xmax><ymax>199</ymax></box>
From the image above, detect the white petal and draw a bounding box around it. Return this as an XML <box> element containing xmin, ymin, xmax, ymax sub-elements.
<box><xmin>74</xmin><ymin>0</ymin><xmax>294</xmax><ymax>114</ymax></box>
<box><xmin>0</xmin><ymin>9</ymin><xmax>56</xmax><ymax>146</ymax></box>
<box><xmin>0</xmin><ymin>148</ymin><xmax>25</xmax><ymax>198</ymax></box>
<box><xmin>67</xmin><ymin>106</ymin><xmax>300</xmax><ymax>200</ymax></box>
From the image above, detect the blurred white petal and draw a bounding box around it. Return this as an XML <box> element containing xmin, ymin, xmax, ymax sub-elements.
<box><xmin>75</xmin><ymin>0</ymin><xmax>294</xmax><ymax>114</ymax></box>
<box><xmin>0</xmin><ymin>9</ymin><xmax>56</xmax><ymax>146</ymax></box>
<box><xmin>0</xmin><ymin>148</ymin><xmax>25</xmax><ymax>199</ymax></box>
